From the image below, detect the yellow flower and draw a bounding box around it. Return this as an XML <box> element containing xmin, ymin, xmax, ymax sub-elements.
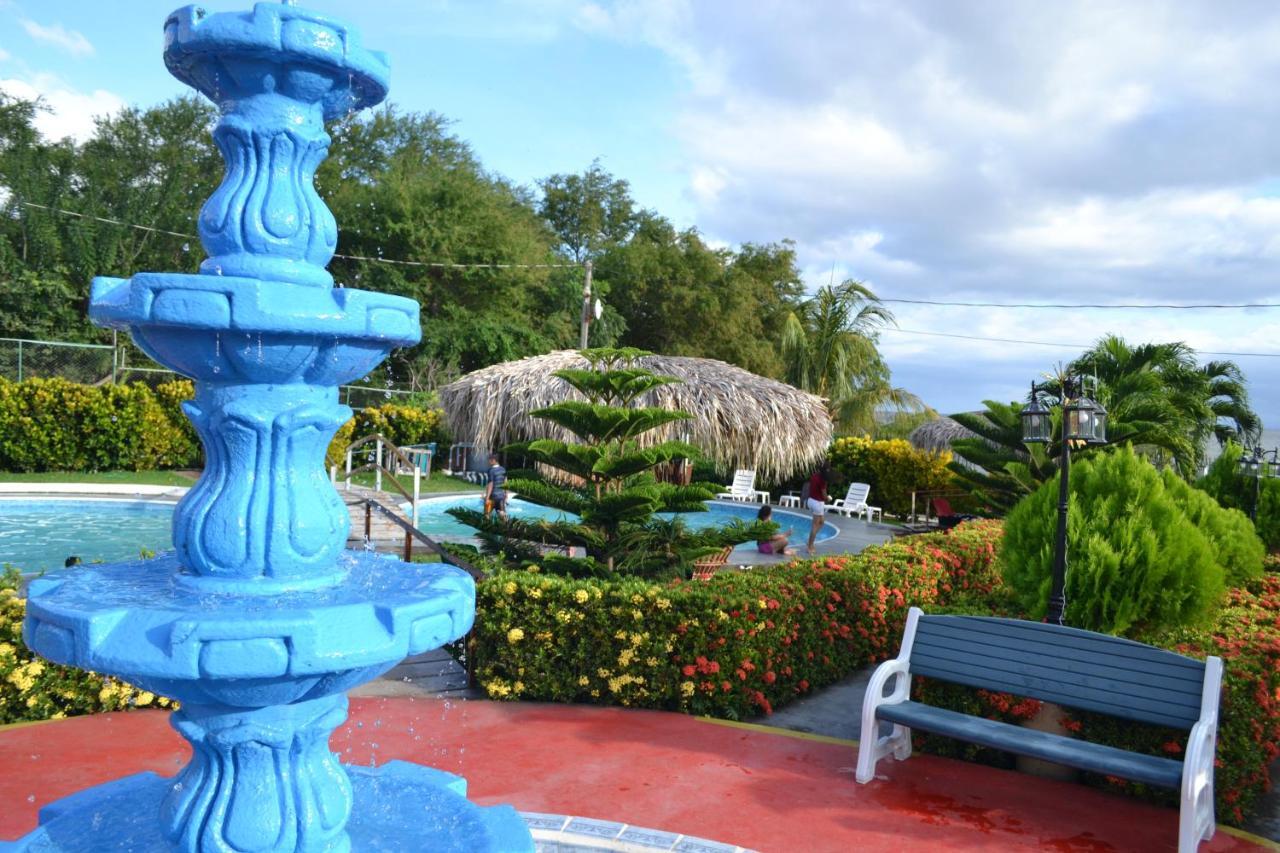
<box><xmin>578</xmin><ymin>675</ymin><xmax>590</xmax><ymax>686</ymax></box>
<box><xmin>574</xmin><ymin>589</ymin><xmax>590</xmax><ymax>604</ymax></box>
<box><xmin>25</xmin><ymin>661</ymin><xmax>44</xmax><ymax>677</ymax></box>
<box><xmin>645</xmin><ymin>657</ymin><xmax>659</xmax><ymax>667</ymax></box>
<box><xmin>590</xmin><ymin>689</ymin><xmax>600</xmax><ymax>697</ymax></box>
<box><xmin>507</xmin><ymin>628</ymin><xmax>525</xmax><ymax>644</ymax></box>
<box><xmin>617</xmin><ymin>649</ymin><xmax>635</xmax><ymax>668</ymax></box>
<box><xmin>512</xmin><ymin>681</ymin><xmax>525</xmax><ymax>693</ymax></box>
<box><xmin>136</xmin><ymin>691</ymin><xmax>155</xmax><ymax>706</ymax></box>
<box><xmin>597</xmin><ymin>667</ymin><xmax>611</xmax><ymax>678</ymax></box>
<box><xmin>526</xmin><ymin>564</ymin><xmax>540</xmax><ymax>573</ymax></box>
<box><xmin>503</xmin><ymin>581</ymin><xmax>517</xmax><ymax>595</ymax></box>
<box><xmin>614</xmin><ymin>630</ymin><xmax>628</xmax><ymax>640</ymax></box>
<box><xmin>555</xmin><ymin>610</ymin><xmax>572</xmax><ymax>624</ymax></box>
<box><xmin>631</xmin><ymin>609</ymin><xmax>643</xmax><ymax>621</ymax></box>
<box><xmin>527</xmin><ymin>587</ymin><xmax>542</xmax><ymax>599</ymax></box>
<box><xmin>655</xmin><ymin>598</ymin><xmax>671</xmax><ymax>610</ymax></box>
<box><xmin>631</xmin><ymin>594</ymin><xmax>643</xmax><ymax>605</ymax></box>
<box><xmin>51</xmin><ymin>711</ymin><xmax>65</xmax><ymax>720</ymax></box>
<box><xmin>681</xmin><ymin>681</ymin><xmax>695</xmax><ymax>697</ymax></box>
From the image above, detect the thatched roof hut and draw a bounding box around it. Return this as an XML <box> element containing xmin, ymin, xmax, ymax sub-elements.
<box><xmin>439</xmin><ymin>350</ymin><xmax>833</xmax><ymax>481</ymax></box>
<box><xmin>908</xmin><ymin>416</ymin><xmax>981</xmax><ymax>453</ymax></box>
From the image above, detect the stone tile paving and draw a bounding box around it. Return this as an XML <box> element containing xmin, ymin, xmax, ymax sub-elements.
<box><xmin>523</xmin><ymin>813</ymin><xmax>756</xmax><ymax>852</ymax></box>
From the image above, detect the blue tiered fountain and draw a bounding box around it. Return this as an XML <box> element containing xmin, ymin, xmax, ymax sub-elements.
<box><xmin>12</xmin><ymin>3</ymin><xmax>533</xmax><ymax>851</ymax></box>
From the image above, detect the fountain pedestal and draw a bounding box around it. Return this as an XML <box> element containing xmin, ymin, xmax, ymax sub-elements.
<box><xmin>12</xmin><ymin>3</ymin><xmax>533</xmax><ymax>851</ymax></box>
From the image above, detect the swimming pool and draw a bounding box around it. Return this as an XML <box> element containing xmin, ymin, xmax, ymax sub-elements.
<box><xmin>0</xmin><ymin>499</ymin><xmax>176</xmax><ymax>572</ymax></box>
<box><xmin>403</xmin><ymin>496</ymin><xmax>839</xmax><ymax>552</ymax></box>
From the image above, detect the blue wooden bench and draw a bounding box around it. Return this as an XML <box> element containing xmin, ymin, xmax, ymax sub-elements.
<box><xmin>857</xmin><ymin>607</ymin><xmax>1223</xmax><ymax>853</ymax></box>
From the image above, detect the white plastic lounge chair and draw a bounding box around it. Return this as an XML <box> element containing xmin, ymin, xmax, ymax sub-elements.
<box><xmin>715</xmin><ymin>469</ymin><xmax>769</xmax><ymax>503</ymax></box>
<box><xmin>829</xmin><ymin>482</ymin><xmax>881</xmax><ymax>521</ymax></box>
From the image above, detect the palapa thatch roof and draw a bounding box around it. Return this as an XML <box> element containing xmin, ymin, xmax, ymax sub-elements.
<box><xmin>440</xmin><ymin>350</ymin><xmax>833</xmax><ymax>481</ymax></box>
<box><xmin>908</xmin><ymin>416</ymin><xmax>981</xmax><ymax>453</ymax></box>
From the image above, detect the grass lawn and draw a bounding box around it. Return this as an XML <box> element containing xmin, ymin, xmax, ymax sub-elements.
<box><xmin>0</xmin><ymin>470</ymin><xmax>197</xmax><ymax>486</ymax></box>
<box><xmin>342</xmin><ymin>470</ymin><xmax>482</xmax><ymax>495</ymax></box>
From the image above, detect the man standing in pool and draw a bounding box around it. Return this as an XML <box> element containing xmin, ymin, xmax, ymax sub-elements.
<box><xmin>484</xmin><ymin>453</ymin><xmax>508</xmax><ymax>520</ymax></box>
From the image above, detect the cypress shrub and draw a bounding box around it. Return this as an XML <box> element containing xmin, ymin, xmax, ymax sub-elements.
<box><xmin>1001</xmin><ymin>446</ymin><xmax>1234</xmax><ymax>636</ymax></box>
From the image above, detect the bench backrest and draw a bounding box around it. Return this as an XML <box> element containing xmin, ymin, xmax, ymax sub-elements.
<box><xmin>729</xmin><ymin>469</ymin><xmax>756</xmax><ymax>493</ymax></box>
<box><xmin>907</xmin><ymin>612</ymin><xmax>1208</xmax><ymax>730</ymax></box>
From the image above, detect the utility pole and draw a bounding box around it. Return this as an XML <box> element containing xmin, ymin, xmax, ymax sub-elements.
<box><xmin>579</xmin><ymin>259</ymin><xmax>594</xmax><ymax>349</ymax></box>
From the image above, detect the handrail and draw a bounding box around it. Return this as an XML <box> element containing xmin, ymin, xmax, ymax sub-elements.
<box><xmin>357</xmin><ymin>494</ymin><xmax>483</xmax><ymax>689</ymax></box>
<box><xmin>337</xmin><ymin>432</ymin><xmax>429</xmax><ymax>528</ymax></box>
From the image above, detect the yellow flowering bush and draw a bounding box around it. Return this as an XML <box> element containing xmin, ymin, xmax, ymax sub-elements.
<box><xmin>0</xmin><ymin>377</ymin><xmax>198</xmax><ymax>472</ymax></box>
<box><xmin>0</xmin><ymin>566</ymin><xmax>174</xmax><ymax>723</ymax></box>
<box><xmin>828</xmin><ymin>435</ymin><xmax>953</xmax><ymax>517</ymax></box>
<box><xmin>326</xmin><ymin>404</ymin><xmax>449</xmax><ymax>468</ymax></box>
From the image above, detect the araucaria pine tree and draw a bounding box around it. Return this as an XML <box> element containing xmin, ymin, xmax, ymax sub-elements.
<box><xmin>449</xmin><ymin>348</ymin><xmax>772</xmax><ymax>578</ymax></box>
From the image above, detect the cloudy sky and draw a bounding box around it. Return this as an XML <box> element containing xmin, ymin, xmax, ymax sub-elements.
<box><xmin>3</xmin><ymin>0</ymin><xmax>1279</xmax><ymax>425</ymax></box>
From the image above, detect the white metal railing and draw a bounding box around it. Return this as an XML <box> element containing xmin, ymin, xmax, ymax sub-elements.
<box><xmin>333</xmin><ymin>433</ymin><xmax>431</xmax><ymax>529</ymax></box>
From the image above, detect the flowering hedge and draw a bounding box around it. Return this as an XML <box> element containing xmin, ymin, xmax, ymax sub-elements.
<box><xmin>472</xmin><ymin>520</ymin><xmax>1003</xmax><ymax>719</ymax></box>
<box><xmin>0</xmin><ymin>567</ymin><xmax>173</xmax><ymax>723</ymax></box>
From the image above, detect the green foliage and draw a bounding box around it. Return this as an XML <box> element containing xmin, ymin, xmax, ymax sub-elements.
<box><xmin>472</xmin><ymin>520</ymin><xmax>1004</xmax><ymax>716</ymax></box>
<box><xmin>1196</xmin><ymin>442</ymin><xmax>1280</xmax><ymax>552</ymax></box>
<box><xmin>1160</xmin><ymin>469</ymin><xmax>1263</xmax><ymax>586</ymax></box>
<box><xmin>780</xmin><ymin>279</ymin><xmax>922</xmax><ymax>434</ymax></box>
<box><xmin>0</xmin><ymin>377</ymin><xmax>198</xmax><ymax>472</ymax></box>
<box><xmin>1001</xmin><ymin>447</ymin><xmax>1251</xmax><ymax>635</ymax></box>
<box><xmin>826</xmin><ymin>435</ymin><xmax>953</xmax><ymax>517</ymax></box>
<box><xmin>948</xmin><ymin>401</ymin><xmax>1058</xmax><ymax>514</ymax></box>
<box><xmin>450</xmin><ymin>348</ymin><xmax>770</xmax><ymax>578</ymax></box>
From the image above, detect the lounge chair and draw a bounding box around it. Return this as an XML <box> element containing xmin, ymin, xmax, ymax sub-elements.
<box><xmin>715</xmin><ymin>469</ymin><xmax>769</xmax><ymax>503</ymax></box>
<box><xmin>930</xmin><ymin>497</ymin><xmax>975</xmax><ymax>530</ymax></box>
<box><xmin>691</xmin><ymin>546</ymin><xmax>734</xmax><ymax>580</ymax></box>
<box><xmin>828</xmin><ymin>482</ymin><xmax>882</xmax><ymax>522</ymax></box>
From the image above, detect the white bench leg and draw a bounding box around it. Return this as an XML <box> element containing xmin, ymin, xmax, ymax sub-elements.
<box><xmin>856</xmin><ymin>659</ymin><xmax>913</xmax><ymax>783</ymax></box>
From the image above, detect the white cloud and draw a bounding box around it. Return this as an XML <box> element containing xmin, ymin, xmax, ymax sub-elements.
<box><xmin>578</xmin><ymin>0</ymin><xmax>1280</xmax><ymax>419</ymax></box>
<box><xmin>20</xmin><ymin>19</ymin><xmax>94</xmax><ymax>57</ymax></box>
<box><xmin>0</xmin><ymin>75</ymin><xmax>124</xmax><ymax>143</ymax></box>
<box><xmin>0</xmin><ymin>48</ymin><xmax>11</xmax><ymax>63</ymax></box>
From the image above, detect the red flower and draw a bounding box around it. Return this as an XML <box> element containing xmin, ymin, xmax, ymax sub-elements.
<box><xmin>682</xmin><ymin>664</ymin><xmax>696</xmax><ymax>677</ymax></box>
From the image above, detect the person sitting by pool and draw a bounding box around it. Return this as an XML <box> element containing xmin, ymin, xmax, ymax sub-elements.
<box><xmin>755</xmin><ymin>505</ymin><xmax>792</xmax><ymax>556</ymax></box>
<box><xmin>484</xmin><ymin>453</ymin><xmax>508</xmax><ymax>520</ymax></box>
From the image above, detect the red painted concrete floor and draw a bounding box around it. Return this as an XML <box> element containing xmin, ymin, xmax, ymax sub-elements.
<box><xmin>0</xmin><ymin>697</ymin><xmax>1273</xmax><ymax>853</ymax></box>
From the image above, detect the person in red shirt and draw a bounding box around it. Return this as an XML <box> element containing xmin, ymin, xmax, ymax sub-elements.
<box><xmin>804</xmin><ymin>463</ymin><xmax>831</xmax><ymax>555</ymax></box>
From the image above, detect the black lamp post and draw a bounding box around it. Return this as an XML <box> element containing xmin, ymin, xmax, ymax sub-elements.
<box><xmin>1020</xmin><ymin>376</ymin><xmax>1107</xmax><ymax>626</ymax></box>
<box><xmin>1238</xmin><ymin>446</ymin><xmax>1279</xmax><ymax>521</ymax></box>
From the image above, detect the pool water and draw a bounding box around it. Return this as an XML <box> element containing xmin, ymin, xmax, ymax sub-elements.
<box><xmin>406</xmin><ymin>496</ymin><xmax>838</xmax><ymax>552</ymax></box>
<box><xmin>0</xmin><ymin>499</ymin><xmax>175</xmax><ymax>572</ymax></box>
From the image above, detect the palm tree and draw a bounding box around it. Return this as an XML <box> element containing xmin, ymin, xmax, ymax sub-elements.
<box><xmin>1069</xmin><ymin>336</ymin><xmax>1260</xmax><ymax>472</ymax></box>
<box><xmin>780</xmin><ymin>280</ymin><xmax>923</xmax><ymax>434</ymax></box>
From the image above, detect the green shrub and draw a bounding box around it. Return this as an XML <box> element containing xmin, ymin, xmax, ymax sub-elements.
<box><xmin>0</xmin><ymin>377</ymin><xmax>198</xmax><ymax>472</ymax></box>
<box><xmin>1257</xmin><ymin>479</ymin><xmax>1280</xmax><ymax>552</ymax></box>
<box><xmin>472</xmin><ymin>521</ymin><xmax>1003</xmax><ymax>718</ymax></box>
<box><xmin>1196</xmin><ymin>441</ymin><xmax>1280</xmax><ymax>553</ymax></box>
<box><xmin>827</xmin><ymin>435</ymin><xmax>953</xmax><ymax>517</ymax></box>
<box><xmin>1160</xmin><ymin>470</ymin><xmax>1263</xmax><ymax>585</ymax></box>
<box><xmin>1001</xmin><ymin>447</ymin><xmax>1241</xmax><ymax>636</ymax></box>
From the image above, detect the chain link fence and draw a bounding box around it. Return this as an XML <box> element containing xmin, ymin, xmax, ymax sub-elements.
<box><xmin>0</xmin><ymin>337</ymin><xmax>416</xmax><ymax>408</ymax></box>
<box><xmin>0</xmin><ymin>337</ymin><xmax>117</xmax><ymax>385</ymax></box>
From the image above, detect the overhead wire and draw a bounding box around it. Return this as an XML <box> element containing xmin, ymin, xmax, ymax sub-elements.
<box><xmin>15</xmin><ymin>200</ymin><xmax>1280</xmax><ymax>357</ymax></box>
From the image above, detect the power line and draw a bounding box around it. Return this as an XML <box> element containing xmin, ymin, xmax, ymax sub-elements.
<box><xmin>884</xmin><ymin>326</ymin><xmax>1280</xmax><ymax>359</ymax></box>
<box><xmin>15</xmin><ymin>202</ymin><xmax>583</xmax><ymax>270</ymax></box>
<box><xmin>882</xmin><ymin>296</ymin><xmax>1280</xmax><ymax>309</ymax></box>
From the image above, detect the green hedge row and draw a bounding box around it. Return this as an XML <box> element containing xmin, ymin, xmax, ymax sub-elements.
<box><xmin>0</xmin><ymin>377</ymin><xmax>199</xmax><ymax>471</ymax></box>
<box><xmin>0</xmin><ymin>377</ymin><xmax>450</xmax><ymax>473</ymax></box>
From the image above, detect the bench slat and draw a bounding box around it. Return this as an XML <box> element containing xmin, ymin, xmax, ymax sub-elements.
<box><xmin>910</xmin><ymin>636</ymin><xmax>1202</xmax><ymax>719</ymax></box>
<box><xmin>877</xmin><ymin>701</ymin><xmax>1185</xmax><ymax>789</ymax></box>
<box><xmin>909</xmin><ymin>656</ymin><xmax>1200</xmax><ymax>729</ymax></box>
<box><xmin>909</xmin><ymin>615</ymin><xmax>1205</xmax><ymax>730</ymax></box>
<box><xmin>917</xmin><ymin>619</ymin><xmax>1205</xmax><ymax>685</ymax></box>
<box><xmin>912</xmin><ymin>632</ymin><xmax>1203</xmax><ymax>700</ymax></box>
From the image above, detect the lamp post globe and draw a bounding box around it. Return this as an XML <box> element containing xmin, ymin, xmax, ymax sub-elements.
<box><xmin>1021</xmin><ymin>394</ymin><xmax>1053</xmax><ymax>444</ymax></box>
